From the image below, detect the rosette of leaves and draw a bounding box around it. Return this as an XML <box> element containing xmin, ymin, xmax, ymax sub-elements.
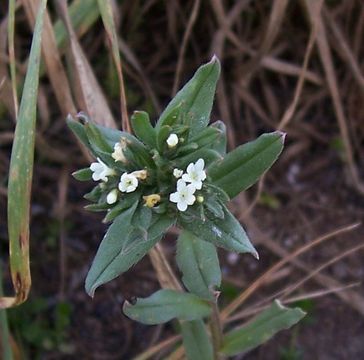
<box><xmin>68</xmin><ymin>57</ymin><xmax>305</xmax><ymax>358</ymax></box>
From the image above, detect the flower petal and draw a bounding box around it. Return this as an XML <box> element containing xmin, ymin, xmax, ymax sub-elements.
<box><xmin>169</xmin><ymin>192</ymin><xmax>179</xmax><ymax>203</ymax></box>
<box><xmin>195</xmin><ymin>158</ymin><xmax>205</xmax><ymax>171</ymax></box>
<box><xmin>177</xmin><ymin>201</ymin><xmax>188</xmax><ymax>212</ymax></box>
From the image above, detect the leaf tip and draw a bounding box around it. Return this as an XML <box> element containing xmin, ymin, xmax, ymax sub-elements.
<box><xmin>275</xmin><ymin>130</ymin><xmax>287</xmax><ymax>144</ymax></box>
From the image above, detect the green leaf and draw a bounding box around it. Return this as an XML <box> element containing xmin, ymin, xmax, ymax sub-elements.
<box><xmin>181</xmin><ymin>320</ymin><xmax>213</xmax><ymax>360</ymax></box>
<box><xmin>4</xmin><ymin>0</ymin><xmax>47</xmax><ymax>308</ymax></box>
<box><xmin>72</xmin><ymin>167</ymin><xmax>92</xmax><ymax>181</ymax></box>
<box><xmin>67</xmin><ymin>117</ymin><xmax>91</xmax><ymax>150</ymax></box>
<box><xmin>189</xmin><ymin>121</ymin><xmax>226</xmax><ymax>155</ymax></box>
<box><xmin>85</xmin><ymin>204</ymin><xmax>174</xmax><ymax>296</ymax></box>
<box><xmin>179</xmin><ymin>204</ymin><xmax>258</xmax><ymax>258</ymax></box>
<box><xmin>156</xmin><ymin>56</ymin><xmax>221</xmax><ymax>136</ymax></box>
<box><xmin>156</xmin><ymin>125</ymin><xmax>172</xmax><ymax>152</ymax></box>
<box><xmin>175</xmin><ymin>148</ymin><xmax>223</xmax><ymax>170</ymax></box>
<box><xmin>123</xmin><ymin>289</ymin><xmax>211</xmax><ymax>325</ymax></box>
<box><xmin>210</xmin><ymin>121</ymin><xmax>227</xmax><ymax>155</ymax></box>
<box><xmin>176</xmin><ymin>231</ymin><xmax>221</xmax><ymax>300</ymax></box>
<box><xmin>209</xmin><ymin>132</ymin><xmax>285</xmax><ymax>199</ymax></box>
<box><xmin>85</xmin><ymin>122</ymin><xmax>113</xmax><ymax>153</ymax></box>
<box><xmin>131</xmin><ymin>111</ymin><xmax>156</xmax><ymax>148</ymax></box>
<box><xmin>221</xmin><ymin>300</ymin><xmax>306</xmax><ymax>356</ymax></box>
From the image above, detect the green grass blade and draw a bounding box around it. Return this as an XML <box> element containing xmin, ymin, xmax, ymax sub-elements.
<box><xmin>0</xmin><ymin>0</ymin><xmax>47</xmax><ymax>309</ymax></box>
<box><xmin>7</xmin><ymin>0</ymin><xmax>18</xmax><ymax>118</ymax></box>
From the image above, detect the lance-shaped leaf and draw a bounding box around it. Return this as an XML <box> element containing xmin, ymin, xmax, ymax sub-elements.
<box><xmin>2</xmin><ymin>0</ymin><xmax>47</xmax><ymax>309</ymax></box>
<box><xmin>85</xmin><ymin>204</ymin><xmax>174</xmax><ymax>297</ymax></box>
<box><xmin>221</xmin><ymin>300</ymin><xmax>306</xmax><ymax>356</ymax></box>
<box><xmin>179</xmin><ymin>205</ymin><xmax>258</xmax><ymax>258</ymax></box>
<box><xmin>131</xmin><ymin>111</ymin><xmax>156</xmax><ymax>149</ymax></box>
<box><xmin>181</xmin><ymin>320</ymin><xmax>213</xmax><ymax>360</ymax></box>
<box><xmin>123</xmin><ymin>289</ymin><xmax>211</xmax><ymax>325</ymax></box>
<box><xmin>156</xmin><ymin>56</ymin><xmax>221</xmax><ymax>136</ymax></box>
<box><xmin>209</xmin><ymin>132</ymin><xmax>285</xmax><ymax>199</ymax></box>
<box><xmin>176</xmin><ymin>231</ymin><xmax>221</xmax><ymax>300</ymax></box>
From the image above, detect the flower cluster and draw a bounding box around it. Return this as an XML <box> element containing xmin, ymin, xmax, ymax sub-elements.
<box><xmin>89</xmin><ymin>142</ymin><xmax>148</xmax><ymax>205</ymax></box>
<box><xmin>169</xmin><ymin>158</ymin><xmax>206</xmax><ymax>212</ymax></box>
<box><xmin>88</xmin><ymin>133</ymin><xmax>207</xmax><ymax>214</ymax></box>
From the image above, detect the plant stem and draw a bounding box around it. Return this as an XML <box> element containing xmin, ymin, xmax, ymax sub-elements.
<box><xmin>210</xmin><ymin>301</ymin><xmax>223</xmax><ymax>360</ymax></box>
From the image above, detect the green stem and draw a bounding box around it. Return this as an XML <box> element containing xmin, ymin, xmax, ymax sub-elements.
<box><xmin>210</xmin><ymin>301</ymin><xmax>223</xmax><ymax>360</ymax></box>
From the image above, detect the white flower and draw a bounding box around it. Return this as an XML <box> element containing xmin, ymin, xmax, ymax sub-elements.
<box><xmin>106</xmin><ymin>189</ymin><xmax>118</xmax><ymax>204</ymax></box>
<box><xmin>112</xmin><ymin>141</ymin><xmax>127</xmax><ymax>163</ymax></box>
<box><xmin>166</xmin><ymin>133</ymin><xmax>179</xmax><ymax>148</ymax></box>
<box><xmin>169</xmin><ymin>179</ymin><xmax>196</xmax><ymax>212</ymax></box>
<box><xmin>119</xmin><ymin>173</ymin><xmax>138</xmax><ymax>193</ymax></box>
<box><xmin>173</xmin><ymin>168</ymin><xmax>183</xmax><ymax>179</ymax></box>
<box><xmin>90</xmin><ymin>158</ymin><xmax>115</xmax><ymax>182</ymax></box>
<box><xmin>182</xmin><ymin>158</ymin><xmax>206</xmax><ymax>190</ymax></box>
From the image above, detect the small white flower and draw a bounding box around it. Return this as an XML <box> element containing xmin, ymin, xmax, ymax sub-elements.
<box><xmin>173</xmin><ymin>168</ymin><xmax>183</xmax><ymax>179</ymax></box>
<box><xmin>106</xmin><ymin>189</ymin><xmax>118</xmax><ymax>204</ymax></box>
<box><xmin>119</xmin><ymin>173</ymin><xmax>138</xmax><ymax>193</ymax></box>
<box><xmin>166</xmin><ymin>133</ymin><xmax>179</xmax><ymax>148</ymax></box>
<box><xmin>169</xmin><ymin>179</ymin><xmax>196</xmax><ymax>212</ymax></box>
<box><xmin>182</xmin><ymin>158</ymin><xmax>206</xmax><ymax>190</ymax></box>
<box><xmin>112</xmin><ymin>141</ymin><xmax>127</xmax><ymax>163</ymax></box>
<box><xmin>90</xmin><ymin>158</ymin><xmax>115</xmax><ymax>182</ymax></box>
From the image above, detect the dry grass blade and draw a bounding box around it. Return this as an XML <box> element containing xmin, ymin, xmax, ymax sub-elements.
<box><xmin>241</xmin><ymin>0</ymin><xmax>289</xmax><ymax>82</ymax></box>
<box><xmin>220</xmin><ymin>222</ymin><xmax>360</xmax><ymax>320</ymax></box>
<box><xmin>22</xmin><ymin>0</ymin><xmax>76</xmax><ymax>117</ymax></box>
<box><xmin>8</xmin><ymin>0</ymin><xmax>18</xmax><ymax>118</ymax></box>
<box><xmin>133</xmin><ymin>335</ymin><xmax>180</xmax><ymax>360</ymax></box>
<box><xmin>302</xmin><ymin>0</ymin><xmax>364</xmax><ymax>195</ymax></box>
<box><xmin>227</xmin><ymin>282</ymin><xmax>360</xmax><ymax>324</ymax></box>
<box><xmin>149</xmin><ymin>243</ymin><xmax>182</xmax><ymax>291</ymax></box>
<box><xmin>118</xmin><ymin>38</ymin><xmax>161</xmax><ymax>113</ymax></box>
<box><xmin>324</xmin><ymin>7</ymin><xmax>364</xmax><ymax>93</ymax></box>
<box><xmin>227</xmin><ymin>244</ymin><xmax>364</xmax><ymax>323</ymax></box>
<box><xmin>97</xmin><ymin>0</ymin><xmax>130</xmax><ymax>131</ymax></box>
<box><xmin>0</xmin><ymin>0</ymin><xmax>47</xmax><ymax>309</ymax></box>
<box><xmin>278</xmin><ymin>0</ymin><xmax>323</xmax><ymax>130</ymax></box>
<box><xmin>280</xmin><ymin>243</ymin><xmax>364</xmax><ymax>301</ymax></box>
<box><xmin>55</xmin><ymin>0</ymin><xmax>116</xmax><ymax>128</ymax></box>
<box><xmin>172</xmin><ymin>0</ymin><xmax>201</xmax><ymax>96</ymax></box>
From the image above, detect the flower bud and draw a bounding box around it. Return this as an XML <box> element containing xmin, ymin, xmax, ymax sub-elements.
<box><xmin>131</xmin><ymin>169</ymin><xmax>148</xmax><ymax>180</ymax></box>
<box><xmin>106</xmin><ymin>189</ymin><xmax>118</xmax><ymax>204</ymax></box>
<box><xmin>143</xmin><ymin>194</ymin><xmax>161</xmax><ymax>208</ymax></box>
<box><xmin>166</xmin><ymin>133</ymin><xmax>179</xmax><ymax>148</ymax></box>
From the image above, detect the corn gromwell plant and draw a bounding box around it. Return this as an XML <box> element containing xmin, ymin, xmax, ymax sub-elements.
<box><xmin>69</xmin><ymin>56</ymin><xmax>306</xmax><ymax>359</ymax></box>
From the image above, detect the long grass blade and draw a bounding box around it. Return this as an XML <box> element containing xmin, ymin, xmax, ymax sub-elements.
<box><xmin>7</xmin><ymin>0</ymin><xmax>18</xmax><ymax>118</ymax></box>
<box><xmin>97</xmin><ymin>0</ymin><xmax>130</xmax><ymax>131</ymax></box>
<box><xmin>0</xmin><ymin>0</ymin><xmax>47</xmax><ymax>309</ymax></box>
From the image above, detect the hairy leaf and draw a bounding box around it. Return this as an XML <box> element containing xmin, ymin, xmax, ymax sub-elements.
<box><xmin>85</xmin><ymin>204</ymin><xmax>174</xmax><ymax>296</ymax></box>
<box><xmin>221</xmin><ymin>300</ymin><xmax>306</xmax><ymax>356</ymax></box>
<box><xmin>176</xmin><ymin>231</ymin><xmax>221</xmax><ymax>300</ymax></box>
<box><xmin>156</xmin><ymin>56</ymin><xmax>220</xmax><ymax>136</ymax></box>
<box><xmin>209</xmin><ymin>132</ymin><xmax>285</xmax><ymax>198</ymax></box>
<box><xmin>123</xmin><ymin>289</ymin><xmax>211</xmax><ymax>325</ymax></box>
<box><xmin>181</xmin><ymin>320</ymin><xmax>213</xmax><ymax>360</ymax></box>
<box><xmin>131</xmin><ymin>111</ymin><xmax>156</xmax><ymax>148</ymax></box>
<box><xmin>179</xmin><ymin>205</ymin><xmax>258</xmax><ymax>258</ymax></box>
